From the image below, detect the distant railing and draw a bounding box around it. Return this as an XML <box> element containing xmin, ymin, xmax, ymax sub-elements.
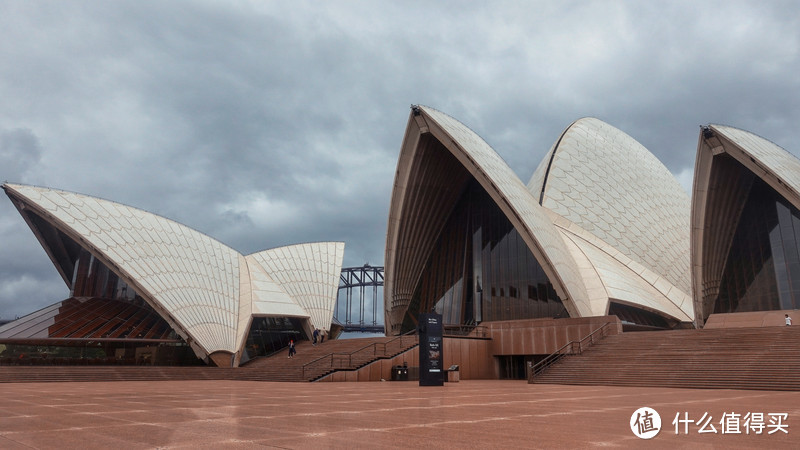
<box><xmin>301</xmin><ymin>330</ymin><xmax>418</xmax><ymax>379</ymax></box>
<box><xmin>529</xmin><ymin>322</ymin><xmax>617</xmax><ymax>381</ymax></box>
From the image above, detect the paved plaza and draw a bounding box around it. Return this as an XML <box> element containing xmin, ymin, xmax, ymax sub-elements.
<box><xmin>0</xmin><ymin>380</ymin><xmax>798</xmax><ymax>449</ymax></box>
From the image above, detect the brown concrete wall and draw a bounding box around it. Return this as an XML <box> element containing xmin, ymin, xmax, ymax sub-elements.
<box><xmin>319</xmin><ymin>337</ymin><xmax>494</xmax><ymax>382</ymax></box>
<box><xmin>319</xmin><ymin>347</ymin><xmax>418</xmax><ymax>382</ymax></box>
<box><xmin>486</xmin><ymin>316</ymin><xmax>621</xmax><ymax>355</ymax></box>
<box><xmin>704</xmin><ymin>310</ymin><xmax>798</xmax><ymax>328</ymax></box>
<box><xmin>319</xmin><ymin>316</ymin><xmax>620</xmax><ymax>382</ymax></box>
<box><xmin>443</xmin><ymin>337</ymin><xmax>494</xmax><ymax>379</ymax></box>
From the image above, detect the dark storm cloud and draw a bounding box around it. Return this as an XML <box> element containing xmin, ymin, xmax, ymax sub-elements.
<box><xmin>1</xmin><ymin>0</ymin><xmax>800</xmax><ymax>317</ymax></box>
<box><xmin>0</xmin><ymin>128</ymin><xmax>42</xmax><ymax>178</ymax></box>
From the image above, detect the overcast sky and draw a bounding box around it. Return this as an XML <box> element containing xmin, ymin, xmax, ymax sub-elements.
<box><xmin>2</xmin><ymin>1</ymin><xmax>799</xmax><ymax>320</ymax></box>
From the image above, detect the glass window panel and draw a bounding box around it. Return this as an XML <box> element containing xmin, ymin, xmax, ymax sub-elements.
<box><xmin>716</xmin><ymin>177</ymin><xmax>793</xmax><ymax>315</ymax></box>
<box><xmin>404</xmin><ymin>179</ymin><xmax>564</xmax><ymax>330</ymax></box>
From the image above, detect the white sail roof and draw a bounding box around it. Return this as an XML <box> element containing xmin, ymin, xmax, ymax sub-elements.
<box><xmin>386</xmin><ymin>108</ymin><xmax>694</xmax><ymax>329</ymax></box>
<box><xmin>711</xmin><ymin>125</ymin><xmax>800</xmax><ymax>202</ymax></box>
<box><xmin>384</xmin><ymin>106</ymin><xmax>590</xmax><ymax>331</ymax></box>
<box><xmin>530</xmin><ymin>118</ymin><xmax>692</xmax><ymax>296</ymax></box>
<box><xmin>3</xmin><ymin>183</ymin><xmax>344</xmax><ymax>365</ymax></box>
<box><xmin>691</xmin><ymin>124</ymin><xmax>800</xmax><ymax>324</ymax></box>
<box><xmin>247</xmin><ymin>242</ymin><xmax>345</xmax><ymax>331</ymax></box>
<box><xmin>421</xmin><ymin>107</ymin><xmax>590</xmax><ymax>311</ymax></box>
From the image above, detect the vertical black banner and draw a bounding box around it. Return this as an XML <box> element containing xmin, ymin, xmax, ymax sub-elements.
<box><xmin>418</xmin><ymin>313</ymin><xmax>444</xmax><ymax>386</ymax></box>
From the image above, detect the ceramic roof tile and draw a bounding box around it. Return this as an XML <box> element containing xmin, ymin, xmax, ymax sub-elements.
<box><xmin>531</xmin><ymin>118</ymin><xmax>692</xmax><ymax>295</ymax></box>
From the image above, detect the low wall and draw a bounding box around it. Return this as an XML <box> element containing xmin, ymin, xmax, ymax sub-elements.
<box><xmin>318</xmin><ymin>336</ymin><xmax>494</xmax><ymax>382</ymax></box>
<box><xmin>486</xmin><ymin>315</ymin><xmax>621</xmax><ymax>355</ymax></box>
<box><xmin>319</xmin><ymin>316</ymin><xmax>621</xmax><ymax>382</ymax></box>
<box><xmin>705</xmin><ymin>310</ymin><xmax>798</xmax><ymax>328</ymax></box>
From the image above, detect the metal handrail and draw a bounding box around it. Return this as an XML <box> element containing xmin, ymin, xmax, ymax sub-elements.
<box><xmin>529</xmin><ymin>322</ymin><xmax>617</xmax><ymax>381</ymax></box>
<box><xmin>302</xmin><ymin>330</ymin><xmax>418</xmax><ymax>378</ymax></box>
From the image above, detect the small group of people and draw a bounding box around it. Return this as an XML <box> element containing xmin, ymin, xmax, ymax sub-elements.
<box><xmin>312</xmin><ymin>328</ymin><xmax>326</xmax><ymax>345</ymax></box>
<box><xmin>288</xmin><ymin>328</ymin><xmax>328</xmax><ymax>358</ymax></box>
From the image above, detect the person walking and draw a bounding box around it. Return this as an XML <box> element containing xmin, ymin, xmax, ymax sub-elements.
<box><xmin>288</xmin><ymin>340</ymin><xmax>296</xmax><ymax>358</ymax></box>
<box><xmin>313</xmin><ymin>328</ymin><xmax>319</xmax><ymax>345</ymax></box>
<box><xmin>786</xmin><ymin>314</ymin><xmax>793</xmax><ymax>326</ymax></box>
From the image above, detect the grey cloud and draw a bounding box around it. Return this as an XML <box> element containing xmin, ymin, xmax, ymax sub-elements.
<box><xmin>2</xmin><ymin>1</ymin><xmax>800</xmax><ymax>318</ymax></box>
<box><xmin>0</xmin><ymin>128</ymin><xmax>43</xmax><ymax>182</ymax></box>
<box><xmin>0</xmin><ymin>206</ymin><xmax>64</xmax><ymax>318</ymax></box>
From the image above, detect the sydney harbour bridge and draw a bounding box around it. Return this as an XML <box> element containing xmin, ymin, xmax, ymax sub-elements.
<box><xmin>335</xmin><ymin>264</ymin><xmax>384</xmax><ymax>333</ymax></box>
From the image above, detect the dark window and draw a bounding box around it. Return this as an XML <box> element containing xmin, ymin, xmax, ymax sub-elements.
<box><xmin>714</xmin><ymin>177</ymin><xmax>800</xmax><ymax>314</ymax></box>
<box><xmin>243</xmin><ymin>317</ymin><xmax>305</xmax><ymax>361</ymax></box>
<box><xmin>404</xmin><ymin>180</ymin><xmax>565</xmax><ymax>330</ymax></box>
<box><xmin>609</xmin><ymin>302</ymin><xmax>670</xmax><ymax>328</ymax></box>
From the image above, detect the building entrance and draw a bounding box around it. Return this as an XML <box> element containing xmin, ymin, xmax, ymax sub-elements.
<box><xmin>498</xmin><ymin>355</ymin><xmax>528</xmax><ymax>380</ymax></box>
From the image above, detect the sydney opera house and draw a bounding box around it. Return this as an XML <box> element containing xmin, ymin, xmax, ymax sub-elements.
<box><xmin>383</xmin><ymin>106</ymin><xmax>800</xmax><ymax>377</ymax></box>
<box><xmin>2</xmin><ymin>104</ymin><xmax>799</xmax><ymax>377</ymax></box>
<box><xmin>385</xmin><ymin>106</ymin><xmax>693</xmax><ymax>335</ymax></box>
<box><xmin>0</xmin><ymin>184</ymin><xmax>344</xmax><ymax>367</ymax></box>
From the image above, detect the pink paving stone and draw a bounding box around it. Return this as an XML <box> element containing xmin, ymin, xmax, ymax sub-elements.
<box><xmin>0</xmin><ymin>380</ymin><xmax>797</xmax><ymax>449</ymax></box>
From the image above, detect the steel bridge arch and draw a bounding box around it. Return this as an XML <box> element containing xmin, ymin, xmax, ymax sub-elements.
<box><xmin>336</xmin><ymin>264</ymin><xmax>384</xmax><ymax>332</ymax></box>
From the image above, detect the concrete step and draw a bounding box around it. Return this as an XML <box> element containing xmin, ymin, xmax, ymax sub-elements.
<box><xmin>534</xmin><ymin>326</ymin><xmax>800</xmax><ymax>391</ymax></box>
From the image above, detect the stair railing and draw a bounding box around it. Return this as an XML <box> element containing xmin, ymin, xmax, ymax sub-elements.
<box><xmin>529</xmin><ymin>322</ymin><xmax>617</xmax><ymax>381</ymax></box>
<box><xmin>302</xmin><ymin>330</ymin><xmax>418</xmax><ymax>379</ymax></box>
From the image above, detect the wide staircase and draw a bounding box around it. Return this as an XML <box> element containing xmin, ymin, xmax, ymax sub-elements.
<box><xmin>533</xmin><ymin>326</ymin><xmax>800</xmax><ymax>391</ymax></box>
<box><xmin>241</xmin><ymin>334</ymin><xmax>418</xmax><ymax>381</ymax></box>
<box><xmin>0</xmin><ymin>336</ymin><xmax>418</xmax><ymax>383</ymax></box>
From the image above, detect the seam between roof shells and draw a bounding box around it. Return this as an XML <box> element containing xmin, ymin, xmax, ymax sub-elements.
<box><xmin>539</xmin><ymin>120</ymin><xmax>579</xmax><ymax>205</ymax></box>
